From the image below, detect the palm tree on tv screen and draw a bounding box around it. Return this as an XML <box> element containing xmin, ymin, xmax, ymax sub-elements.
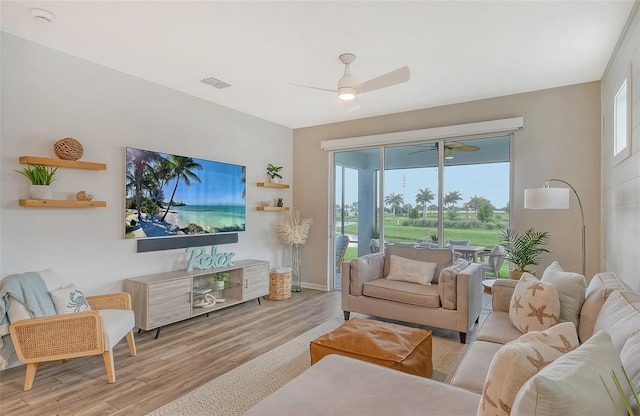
<box><xmin>127</xmin><ymin>148</ymin><xmax>159</xmax><ymax>219</ymax></box>
<box><xmin>160</xmin><ymin>155</ymin><xmax>203</xmax><ymax>223</ymax></box>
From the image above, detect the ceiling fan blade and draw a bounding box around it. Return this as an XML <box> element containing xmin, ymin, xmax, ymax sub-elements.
<box><xmin>446</xmin><ymin>142</ymin><xmax>479</xmax><ymax>151</ymax></box>
<box><xmin>287</xmin><ymin>83</ymin><xmax>336</xmax><ymax>93</ymax></box>
<box><xmin>356</xmin><ymin>66</ymin><xmax>410</xmax><ymax>94</ymax></box>
<box><xmin>453</xmin><ymin>145</ymin><xmax>480</xmax><ymax>152</ymax></box>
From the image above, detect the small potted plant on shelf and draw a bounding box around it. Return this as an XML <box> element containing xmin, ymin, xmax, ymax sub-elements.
<box><xmin>15</xmin><ymin>164</ymin><xmax>58</xmax><ymax>200</ymax></box>
<box><xmin>500</xmin><ymin>227</ymin><xmax>550</xmax><ymax>279</ymax></box>
<box><xmin>214</xmin><ymin>272</ymin><xmax>230</xmax><ymax>290</ymax></box>
<box><xmin>277</xmin><ymin>198</ymin><xmax>283</xmax><ymax>207</ymax></box>
<box><xmin>266</xmin><ymin>164</ymin><xmax>283</xmax><ymax>183</ymax></box>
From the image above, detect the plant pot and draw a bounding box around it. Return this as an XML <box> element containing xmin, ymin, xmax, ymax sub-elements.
<box><xmin>370</xmin><ymin>238</ymin><xmax>380</xmax><ymax>253</ymax></box>
<box><xmin>510</xmin><ymin>270</ymin><xmax>536</xmax><ymax>280</ymax></box>
<box><xmin>269</xmin><ymin>176</ymin><xmax>280</xmax><ymax>184</ymax></box>
<box><xmin>215</xmin><ymin>281</ymin><xmax>225</xmax><ymax>290</ymax></box>
<box><xmin>29</xmin><ymin>185</ymin><xmax>53</xmax><ymax>200</ymax></box>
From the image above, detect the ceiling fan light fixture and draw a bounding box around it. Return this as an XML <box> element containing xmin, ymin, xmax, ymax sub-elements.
<box><xmin>338</xmin><ymin>87</ymin><xmax>356</xmax><ymax>101</ymax></box>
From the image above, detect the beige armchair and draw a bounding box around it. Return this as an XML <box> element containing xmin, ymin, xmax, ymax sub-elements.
<box><xmin>9</xmin><ymin>292</ymin><xmax>136</xmax><ymax>391</ymax></box>
<box><xmin>342</xmin><ymin>245</ymin><xmax>482</xmax><ymax>343</ymax></box>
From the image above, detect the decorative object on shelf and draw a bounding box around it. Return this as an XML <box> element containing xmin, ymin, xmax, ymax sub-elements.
<box><xmin>76</xmin><ymin>191</ymin><xmax>94</xmax><ymax>201</ymax></box>
<box><xmin>499</xmin><ymin>227</ymin><xmax>550</xmax><ymax>279</ymax></box>
<box><xmin>266</xmin><ymin>163</ymin><xmax>283</xmax><ymax>183</ymax></box>
<box><xmin>214</xmin><ymin>272</ymin><xmax>230</xmax><ymax>290</ymax></box>
<box><xmin>15</xmin><ymin>164</ymin><xmax>58</xmax><ymax>200</ymax></box>
<box><xmin>53</xmin><ymin>137</ymin><xmax>84</xmax><ymax>161</ymax></box>
<box><xmin>277</xmin><ymin>210</ymin><xmax>312</xmax><ymax>292</ymax></box>
<box><xmin>524</xmin><ymin>178</ymin><xmax>586</xmax><ymax>276</ymax></box>
<box><xmin>277</xmin><ymin>198</ymin><xmax>283</xmax><ymax>207</ymax></box>
<box><xmin>186</xmin><ymin>246</ymin><xmax>236</xmax><ymax>272</ymax></box>
<box><xmin>194</xmin><ymin>293</ymin><xmax>217</xmax><ymax>308</ymax></box>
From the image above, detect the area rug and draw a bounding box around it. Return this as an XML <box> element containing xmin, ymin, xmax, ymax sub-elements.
<box><xmin>147</xmin><ymin>317</ymin><xmax>469</xmax><ymax>416</ymax></box>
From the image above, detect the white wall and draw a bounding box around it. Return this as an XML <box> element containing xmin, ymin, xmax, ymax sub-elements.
<box><xmin>1</xmin><ymin>33</ymin><xmax>293</xmax><ymax>295</ymax></box>
<box><xmin>601</xmin><ymin>3</ymin><xmax>640</xmax><ymax>291</ymax></box>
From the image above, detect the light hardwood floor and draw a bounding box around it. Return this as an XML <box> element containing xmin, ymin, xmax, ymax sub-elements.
<box><xmin>0</xmin><ymin>289</ymin><xmax>490</xmax><ymax>415</ymax></box>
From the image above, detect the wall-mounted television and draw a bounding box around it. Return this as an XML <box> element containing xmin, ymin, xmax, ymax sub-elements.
<box><xmin>125</xmin><ymin>147</ymin><xmax>246</xmax><ymax>239</ymax></box>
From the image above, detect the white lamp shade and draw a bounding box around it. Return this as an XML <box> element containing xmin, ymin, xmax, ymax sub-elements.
<box><xmin>524</xmin><ymin>187</ymin><xmax>570</xmax><ymax>209</ymax></box>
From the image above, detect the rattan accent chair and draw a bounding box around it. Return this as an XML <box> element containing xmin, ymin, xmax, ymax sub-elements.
<box><xmin>9</xmin><ymin>292</ymin><xmax>137</xmax><ymax>391</ymax></box>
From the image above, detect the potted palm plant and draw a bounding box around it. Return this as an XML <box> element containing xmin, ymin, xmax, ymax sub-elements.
<box><xmin>266</xmin><ymin>164</ymin><xmax>283</xmax><ymax>183</ymax></box>
<box><xmin>15</xmin><ymin>164</ymin><xmax>58</xmax><ymax>200</ymax></box>
<box><xmin>500</xmin><ymin>227</ymin><xmax>550</xmax><ymax>279</ymax></box>
<box><xmin>369</xmin><ymin>224</ymin><xmax>381</xmax><ymax>253</ymax></box>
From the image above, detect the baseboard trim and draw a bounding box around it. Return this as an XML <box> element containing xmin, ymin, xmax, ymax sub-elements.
<box><xmin>301</xmin><ymin>282</ymin><xmax>330</xmax><ymax>292</ymax></box>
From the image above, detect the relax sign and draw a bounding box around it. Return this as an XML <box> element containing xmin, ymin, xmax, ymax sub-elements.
<box><xmin>186</xmin><ymin>246</ymin><xmax>236</xmax><ymax>271</ymax></box>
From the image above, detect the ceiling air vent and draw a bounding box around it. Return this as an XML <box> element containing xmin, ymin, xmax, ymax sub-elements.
<box><xmin>200</xmin><ymin>77</ymin><xmax>231</xmax><ymax>89</ymax></box>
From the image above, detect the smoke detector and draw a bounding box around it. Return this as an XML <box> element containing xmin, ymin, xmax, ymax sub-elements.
<box><xmin>30</xmin><ymin>8</ymin><xmax>55</xmax><ymax>23</ymax></box>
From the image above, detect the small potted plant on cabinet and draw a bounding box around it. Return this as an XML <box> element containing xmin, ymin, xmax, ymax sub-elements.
<box><xmin>15</xmin><ymin>164</ymin><xmax>58</xmax><ymax>200</ymax></box>
<box><xmin>266</xmin><ymin>164</ymin><xmax>283</xmax><ymax>183</ymax></box>
<box><xmin>500</xmin><ymin>227</ymin><xmax>550</xmax><ymax>279</ymax></box>
<box><xmin>214</xmin><ymin>272</ymin><xmax>230</xmax><ymax>290</ymax></box>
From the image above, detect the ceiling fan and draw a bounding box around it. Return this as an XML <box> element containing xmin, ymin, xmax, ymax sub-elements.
<box><xmin>292</xmin><ymin>53</ymin><xmax>410</xmax><ymax>111</ymax></box>
<box><xmin>409</xmin><ymin>142</ymin><xmax>480</xmax><ymax>158</ymax></box>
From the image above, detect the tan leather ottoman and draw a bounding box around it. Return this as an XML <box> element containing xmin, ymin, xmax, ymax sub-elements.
<box><xmin>310</xmin><ymin>318</ymin><xmax>432</xmax><ymax>377</ymax></box>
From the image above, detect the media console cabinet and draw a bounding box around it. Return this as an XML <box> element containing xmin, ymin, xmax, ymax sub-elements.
<box><xmin>124</xmin><ymin>259</ymin><xmax>269</xmax><ymax>338</ymax></box>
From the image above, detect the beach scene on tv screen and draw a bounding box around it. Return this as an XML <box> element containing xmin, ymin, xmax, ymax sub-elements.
<box><xmin>125</xmin><ymin>147</ymin><xmax>246</xmax><ymax>239</ymax></box>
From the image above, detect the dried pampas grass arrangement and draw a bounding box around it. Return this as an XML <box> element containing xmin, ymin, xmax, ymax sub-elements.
<box><xmin>277</xmin><ymin>210</ymin><xmax>312</xmax><ymax>245</ymax></box>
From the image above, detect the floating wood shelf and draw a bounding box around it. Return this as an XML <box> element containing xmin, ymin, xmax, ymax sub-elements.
<box><xmin>19</xmin><ymin>199</ymin><xmax>107</xmax><ymax>208</ymax></box>
<box><xmin>257</xmin><ymin>182</ymin><xmax>290</xmax><ymax>189</ymax></box>
<box><xmin>256</xmin><ymin>206</ymin><xmax>289</xmax><ymax>211</ymax></box>
<box><xmin>20</xmin><ymin>156</ymin><xmax>107</xmax><ymax>170</ymax></box>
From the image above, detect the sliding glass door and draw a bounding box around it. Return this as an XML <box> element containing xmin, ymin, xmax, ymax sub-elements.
<box><xmin>332</xmin><ymin>135</ymin><xmax>510</xmax><ymax>289</ymax></box>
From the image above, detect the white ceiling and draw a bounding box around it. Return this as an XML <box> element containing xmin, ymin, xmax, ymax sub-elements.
<box><xmin>1</xmin><ymin>1</ymin><xmax>635</xmax><ymax>129</ymax></box>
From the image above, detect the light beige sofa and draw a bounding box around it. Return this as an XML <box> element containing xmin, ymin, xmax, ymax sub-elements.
<box><xmin>341</xmin><ymin>245</ymin><xmax>483</xmax><ymax>343</ymax></box>
<box><xmin>246</xmin><ymin>271</ymin><xmax>639</xmax><ymax>415</ymax></box>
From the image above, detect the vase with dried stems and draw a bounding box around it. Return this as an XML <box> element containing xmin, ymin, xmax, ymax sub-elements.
<box><xmin>277</xmin><ymin>210</ymin><xmax>312</xmax><ymax>292</ymax></box>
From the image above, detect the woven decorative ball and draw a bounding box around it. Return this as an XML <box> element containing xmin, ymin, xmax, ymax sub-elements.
<box><xmin>54</xmin><ymin>138</ymin><xmax>84</xmax><ymax>161</ymax></box>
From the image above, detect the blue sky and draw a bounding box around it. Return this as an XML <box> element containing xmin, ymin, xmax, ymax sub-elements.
<box><xmin>339</xmin><ymin>162</ymin><xmax>510</xmax><ymax>209</ymax></box>
<box><xmin>161</xmin><ymin>159</ymin><xmax>245</xmax><ymax>206</ymax></box>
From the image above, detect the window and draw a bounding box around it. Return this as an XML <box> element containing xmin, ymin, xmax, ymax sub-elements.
<box><xmin>614</xmin><ymin>79</ymin><xmax>628</xmax><ymax>157</ymax></box>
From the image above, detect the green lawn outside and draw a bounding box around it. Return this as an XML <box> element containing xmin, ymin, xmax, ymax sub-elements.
<box><xmin>339</xmin><ymin>213</ymin><xmax>509</xmax><ymax>277</ymax></box>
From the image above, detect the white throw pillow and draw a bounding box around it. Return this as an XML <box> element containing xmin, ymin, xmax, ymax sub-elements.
<box><xmin>438</xmin><ymin>258</ymin><xmax>469</xmax><ymax>310</ymax></box>
<box><xmin>541</xmin><ymin>261</ymin><xmax>586</xmax><ymax>328</ymax></box>
<box><xmin>477</xmin><ymin>322</ymin><xmax>579</xmax><ymax>416</ymax></box>
<box><xmin>509</xmin><ymin>273</ymin><xmax>560</xmax><ymax>333</ymax></box>
<box><xmin>620</xmin><ymin>330</ymin><xmax>640</xmax><ymax>415</ymax></box>
<box><xmin>49</xmin><ymin>284</ymin><xmax>92</xmax><ymax>314</ymax></box>
<box><xmin>386</xmin><ymin>255</ymin><xmax>436</xmax><ymax>286</ymax></box>
<box><xmin>512</xmin><ymin>330</ymin><xmax>630</xmax><ymax>416</ymax></box>
<box><xmin>593</xmin><ymin>290</ymin><xmax>640</xmax><ymax>353</ymax></box>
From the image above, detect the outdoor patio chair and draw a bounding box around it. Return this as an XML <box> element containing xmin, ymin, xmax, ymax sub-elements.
<box><xmin>476</xmin><ymin>244</ymin><xmax>506</xmax><ymax>279</ymax></box>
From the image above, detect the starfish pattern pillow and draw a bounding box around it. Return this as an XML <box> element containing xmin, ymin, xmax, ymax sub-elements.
<box><xmin>509</xmin><ymin>273</ymin><xmax>560</xmax><ymax>333</ymax></box>
<box><xmin>477</xmin><ymin>322</ymin><xmax>579</xmax><ymax>416</ymax></box>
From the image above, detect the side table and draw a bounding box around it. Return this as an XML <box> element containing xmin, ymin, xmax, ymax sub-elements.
<box><xmin>482</xmin><ymin>279</ymin><xmax>496</xmax><ymax>295</ymax></box>
<box><xmin>264</xmin><ymin>268</ymin><xmax>291</xmax><ymax>300</ymax></box>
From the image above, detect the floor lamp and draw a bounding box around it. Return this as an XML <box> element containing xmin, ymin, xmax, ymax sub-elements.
<box><xmin>523</xmin><ymin>179</ymin><xmax>585</xmax><ymax>276</ymax></box>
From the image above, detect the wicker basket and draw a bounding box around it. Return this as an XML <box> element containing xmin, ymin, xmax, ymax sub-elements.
<box><xmin>264</xmin><ymin>271</ymin><xmax>292</xmax><ymax>301</ymax></box>
<box><xmin>54</xmin><ymin>138</ymin><xmax>84</xmax><ymax>161</ymax></box>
